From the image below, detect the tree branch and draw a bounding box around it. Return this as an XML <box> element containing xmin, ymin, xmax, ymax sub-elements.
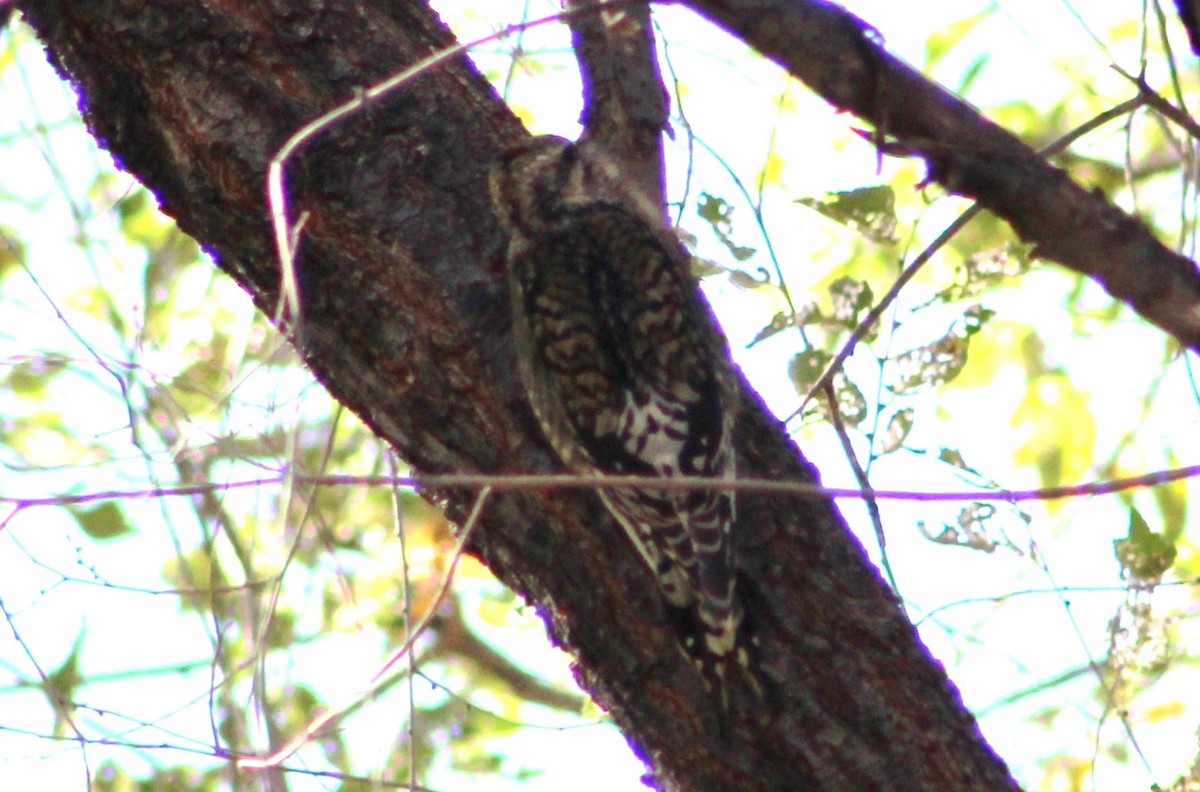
<box><xmin>567</xmin><ymin>0</ymin><xmax>669</xmax><ymax>202</ymax></box>
<box><xmin>17</xmin><ymin>1</ymin><xmax>1020</xmax><ymax>789</ymax></box>
<box><xmin>684</xmin><ymin>0</ymin><xmax>1200</xmax><ymax>353</ymax></box>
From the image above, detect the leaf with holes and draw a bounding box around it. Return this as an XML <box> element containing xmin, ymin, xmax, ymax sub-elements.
<box><xmin>1114</xmin><ymin>509</ymin><xmax>1176</xmax><ymax>586</ymax></box>
<box><xmin>797</xmin><ymin>185</ymin><xmax>898</xmax><ymax>243</ymax></box>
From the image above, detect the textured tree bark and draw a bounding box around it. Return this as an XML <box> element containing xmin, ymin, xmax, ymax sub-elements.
<box><xmin>18</xmin><ymin>1</ymin><xmax>1022</xmax><ymax>790</ymax></box>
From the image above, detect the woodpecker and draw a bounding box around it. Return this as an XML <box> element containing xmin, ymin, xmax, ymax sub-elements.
<box><xmin>489</xmin><ymin>136</ymin><xmax>748</xmax><ymax>702</ymax></box>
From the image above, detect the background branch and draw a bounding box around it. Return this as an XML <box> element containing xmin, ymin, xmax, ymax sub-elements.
<box><xmin>684</xmin><ymin>0</ymin><xmax>1200</xmax><ymax>352</ymax></box>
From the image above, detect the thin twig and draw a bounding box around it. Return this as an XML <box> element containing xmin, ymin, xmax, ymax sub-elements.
<box><xmin>792</xmin><ymin>94</ymin><xmax>1149</xmax><ymax>418</ymax></box>
<box><xmin>821</xmin><ymin>380</ymin><xmax>902</xmax><ymax>598</ymax></box>
<box><xmin>265</xmin><ymin>3</ymin><xmax>643</xmax><ymax>333</ymax></box>
<box><xmin>2</xmin><ymin>463</ymin><xmax>1197</xmax><ymax>509</ymax></box>
<box><xmin>236</xmin><ymin>486</ymin><xmax>492</xmax><ymax>771</ymax></box>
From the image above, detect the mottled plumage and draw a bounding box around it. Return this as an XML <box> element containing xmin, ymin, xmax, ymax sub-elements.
<box><xmin>489</xmin><ymin>136</ymin><xmax>745</xmax><ymax>693</ymax></box>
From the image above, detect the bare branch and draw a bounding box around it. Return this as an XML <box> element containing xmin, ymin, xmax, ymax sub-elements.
<box><xmin>567</xmin><ymin>0</ymin><xmax>670</xmax><ymax>202</ymax></box>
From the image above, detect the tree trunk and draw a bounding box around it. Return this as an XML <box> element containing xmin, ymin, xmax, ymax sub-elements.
<box><xmin>18</xmin><ymin>1</ymin><xmax>1027</xmax><ymax>789</ymax></box>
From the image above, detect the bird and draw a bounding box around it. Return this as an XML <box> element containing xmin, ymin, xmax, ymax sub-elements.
<box><xmin>489</xmin><ymin>135</ymin><xmax>749</xmax><ymax>705</ymax></box>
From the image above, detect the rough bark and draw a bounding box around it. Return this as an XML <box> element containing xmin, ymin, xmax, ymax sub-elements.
<box><xmin>567</xmin><ymin>0</ymin><xmax>669</xmax><ymax>203</ymax></box>
<box><xmin>17</xmin><ymin>1</ymin><xmax>1030</xmax><ymax>790</ymax></box>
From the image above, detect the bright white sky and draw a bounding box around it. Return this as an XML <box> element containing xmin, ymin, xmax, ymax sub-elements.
<box><xmin>1</xmin><ymin>2</ymin><xmax>1199</xmax><ymax>790</ymax></box>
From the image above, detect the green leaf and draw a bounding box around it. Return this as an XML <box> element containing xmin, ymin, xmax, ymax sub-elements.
<box><xmin>728</xmin><ymin>269</ymin><xmax>770</xmax><ymax>290</ymax></box>
<box><xmin>689</xmin><ymin>255</ymin><xmax>724</xmax><ymax>278</ymax></box>
<box><xmin>162</xmin><ymin>547</ymin><xmax>232</xmax><ymax>615</ymax></box>
<box><xmin>925</xmin><ymin>9</ymin><xmax>991</xmax><ymax>69</ymax></box>
<box><xmin>938</xmin><ymin>448</ymin><xmax>980</xmax><ymax>476</ymax></box>
<box><xmin>696</xmin><ymin>193</ymin><xmax>758</xmax><ymax>263</ymax></box>
<box><xmin>114</xmin><ymin>184</ymin><xmax>151</xmax><ymax>226</ymax></box>
<box><xmin>748</xmin><ymin>305</ymin><xmax>820</xmax><ymax>346</ymax></box>
<box><xmin>43</xmin><ymin>634</ymin><xmax>84</xmax><ymax>737</ymax></box>
<box><xmin>920</xmin><ymin>502</ymin><xmax>1000</xmax><ymax>552</ymax></box>
<box><xmin>890</xmin><ymin>331</ymin><xmax>970</xmax><ymax>394</ymax></box>
<box><xmin>696</xmin><ymin>192</ymin><xmax>734</xmax><ymax>227</ymax></box>
<box><xmin>796</xmin><ymin>185</ymin><xmax>898</xmax><ymax>243</ymax></box>
<box><xmin>166</xmin><ymin>354</ymin><xmax>230</xmax><ymax>416</ymax></box>
<box><xmin>1114</xmin><ymin>509</ymin><xmax>1176</xmax><ymax>585</ymax></box>
<box><xmin>1011</xmin><ymin>373</ymin><xmax>1095</xmax><ymax>490</ymax></box>
<box><xmin>4</xmin><ymin>354</ymin><xmax>69</xmax><ymax>396</ymax></box>
<box><xmin>823</xmin><ymin>373</ymin><xmax>866</xmax><ymax>427</ymax></box>
<box><xmin>961</xmin><ymin>304</ymin><xmax>994</xmax><ymax>336</ymax></box>
<box><xmin>957</xmin><ymin>53</ymin><xmax>990</xmax><ymax>95</ymax></box>
<box><xmin>788</xmin><ymin>349</ymin><xmax>831</xmax><ymax>396</ymax></box>
<box><xmin>879</xmin><ymin>408</ymin><xmax>914</xmax><ymax>454</ymax></box>
<box><xmin>68</xmin><ymin>502</ymin><xmax>132</xmax><ymax>540</ymax></box>
<box><xmin>92</xmin><ymin>761</ymin><xmax>138</xmax><ymax>792</ymax></box>
<box><xmin>1152</xmin><ymin>451</ymin><xmax>1188</xmax><ymax>540</ymax></box>
<box><xmin>0</xmin><ymin>225</ymin><xmax>26</xmax><ymax>279</ymax></box>
<box><xmin>937</xmin><ymin>244</ymin><xmax>1032</xmax><ymax>302</ymax></box>
<box><xmin>828</xmin><ymin>277</ymin><xmax>873</xmax><ymax>326</ymax></box>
